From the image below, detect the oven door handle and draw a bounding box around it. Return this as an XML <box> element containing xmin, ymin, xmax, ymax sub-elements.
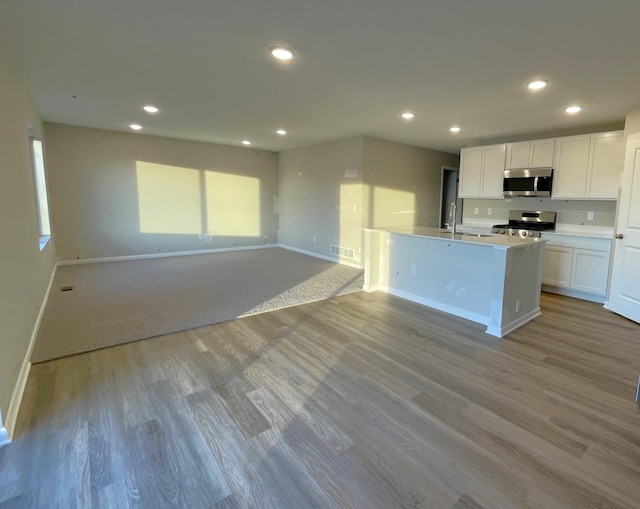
<box><xmin>533</xmin><ymin>176</ymin><xmax>539</xmax><ymax>192</ymax></box>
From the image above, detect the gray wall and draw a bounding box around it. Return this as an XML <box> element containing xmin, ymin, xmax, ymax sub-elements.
<box><xmin>278</xmin><ymin>136</ymin><xmax>364</xmax><ymax>264</ymax></box>
<box><xmin>44</xmin><ymin>124</ymin><xmax>279</xmax><ymax>260</ymax></box>
<box><xmin>278</xmin><ymin>135</ymin><xmax>459</xmax><ymax>267</ymax></box>
<box><xmin>362</xmin><ymin>136</ymin><xmax>459</xmax><ymax>228</ymax></box>
<box><xmin>0</xmin><ymin>48</ymin><xmax>56</xmax><ymax>422</ymax></box>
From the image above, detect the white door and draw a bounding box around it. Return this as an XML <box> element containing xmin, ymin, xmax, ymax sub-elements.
<box><xmin>607</xmin><ymin>133</ymin><xmax>640</xmax><ymax>323</ymax></box>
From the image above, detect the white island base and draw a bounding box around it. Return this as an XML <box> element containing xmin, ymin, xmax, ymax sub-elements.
<box><xmin>363</xmin><ymin>227</ymin><xmax>548</xmax><ymax>337</ymax></box>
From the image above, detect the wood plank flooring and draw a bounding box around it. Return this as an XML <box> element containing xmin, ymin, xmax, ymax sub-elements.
<box><xmin>1</xmin><ymin>291</ymin><xmax>640</xmax><ymax>508</ymax></box>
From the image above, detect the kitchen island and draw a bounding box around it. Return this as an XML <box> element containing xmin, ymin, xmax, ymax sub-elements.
<box><xmin>362</xmin><ymin>226</ymin><xmax>548</xmax><ymax>337</ymax></box>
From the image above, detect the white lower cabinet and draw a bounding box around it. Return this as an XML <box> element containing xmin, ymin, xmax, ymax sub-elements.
<box><xmin>541</xmin><ymin>234</ymin><xmax>612</xmax><ymax>302</ymax></box>
<box><xmin>571</xmin><ymin>248</ymin><xmax>610</xmax><ymax>294</ymax></box>
<box><xmin>542</xmin><ymin>246</ymin><xmax>573</xmax><ymax>287</ymax></box>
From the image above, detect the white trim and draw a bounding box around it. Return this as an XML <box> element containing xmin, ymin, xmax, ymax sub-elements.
<box><xmin>3</xmin><ymin>264</ymin><xmax>57</xmax><ymax>443</ymax></box>
<box><xmin>57</xmin><ymin>244</ymin><xmax>278</xmax><ymax>266</ymax></box>
<box><xmin>542</xmin><ymin>285</ymin><xmax>605</xmax><ymax>304</ymax></box>
<box><xmin>486</xmin><ymin>307</ymin><xmax>541</xmax><ymax>338</ymax></box>
<box><xmin>381</xmin><ymin>285</ymin><xmax>490</xmax><ymax>326</ymax></box>
<box><xmin>278</xmin><ymin>244</ymin><xmax>362</xmax><ymax>269</ymax></box>
<box><xmin>363</xmin><ymin>283</ymin><xmax>382</xmax><ymax>293</ymax></box>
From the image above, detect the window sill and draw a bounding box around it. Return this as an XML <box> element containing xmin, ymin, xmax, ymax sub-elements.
<box><xmin>39</xmin><ymin>235</ymin><xmax>51</xmax><ymax>251</ymax></box>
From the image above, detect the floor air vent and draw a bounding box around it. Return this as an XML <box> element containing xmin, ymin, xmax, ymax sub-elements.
<box><xmin>330</xmin><ymin>245</ymin><xmax>355</xmax><ymax>258</ymax></box>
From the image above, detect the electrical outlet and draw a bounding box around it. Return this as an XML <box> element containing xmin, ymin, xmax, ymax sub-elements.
<box><xmin>488</xmin><ymin>208</ymin><xmax>492</xmax><ymax>216</ymax></box>
<box><xmin>516</xmin><ymin>300</ymin><xmax>521</xmax><ymax>313</ymax></box>
<box><xmin>474</xmin><ymin>207</ymin><xmax>479</xmax><ymax>215</ymax></box>
<box><xmin>313</xmin><ymin>236</ymin><xmax>317</xmax><ymax>243</ymax></box>
<box><xmin>587</xmin><ymin>211</ymin><xmax>594</xmax><ymax>221</ymax></box>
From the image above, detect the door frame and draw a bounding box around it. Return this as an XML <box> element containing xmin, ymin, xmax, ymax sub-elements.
<box><xmin>439</xmin><ymin>165</ymin><xmax>461</xmax><ymax>229</ymax></box>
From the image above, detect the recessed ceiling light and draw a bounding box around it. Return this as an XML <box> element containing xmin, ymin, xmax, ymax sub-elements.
<box><xmin>401</xmin><ymin>112</ymin><xmax>415</xmax><ymax>120</ymax></box>
<box><xmin>129</xmin><ymin>124</ymin><xmax>142</xmax><ymax>130</ymax></box>
<box><xmin>527</xmin><ymin>80</ymin><xmax>548</xmax><ymax>90</ymax></box>
<box><xmin>270</xmin><ymin>46</ymin><xmax>294</xmax><ymax>60</ymax></box>
<box><xmin>276</xmin><ymin>129</ymin><xmax>287</xmax><ymax>135</ymax></box>
<box><xmin>450</xmin><ymin>126</ymin><xmax>461</xmax><ymax>133</ymax></box>
<box><xmin>143</xmin><ymin>105</ymin><xmax>159</xmax><ymax>113</ymax></box>
<box><xmin>242</xmin><ymin>140</ymin><xmax>251</xmax><ymax>145</ymax></box>
<box><xmin>565</xmin><ymin>105</ymin><xmax>582</xmax><ymax>114</ymax></box>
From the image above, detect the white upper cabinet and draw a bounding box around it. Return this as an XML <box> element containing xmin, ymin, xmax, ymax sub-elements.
<box><xmin>552</xmin><ymin>135</ymin><xmax>592</xmax><ymax>198</ymax></box>
<box><xmin>459</xmin><ymin>144</ymin><xmax>505</xmax><ymax>198</ymax></box>
<box><xmin>506</xmin><ymin>139</ymin><xmax>554</xmax><ymax>169</ymax></box>
<box><xmin>586</xmin><ymin>131</ymin><xmax>623</xmax><ymax>199</ymax></box>
<box><xmin>530</xmin><ymin>139</ymin><xmax>555</xmax><ymax>167</ymax></box>
<box><xmin>552</xmin><ymin>131</ymin><xmax>623</xmax><ymax>200</ymax></box>
<box><xmin>459</xmin><ymin>147</ymin><xmax>483</xmax><ymax>197</ymax></box>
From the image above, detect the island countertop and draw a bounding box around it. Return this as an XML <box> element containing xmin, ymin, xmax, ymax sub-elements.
<box><xmin>364</xmin><ymin>226</ymin><xmax>548</xmax><ymax>250</ymax></box>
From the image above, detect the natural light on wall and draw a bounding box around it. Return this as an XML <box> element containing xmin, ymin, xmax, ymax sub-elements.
<box><xmin>372</xmin><ymin>186</ymin><xmax>415</xmax><ymax>226</ymax></box>
<box><xmin>30</xmin><ymin>138</ymin><xmax>52</xmax><ymax>249</ymax></box>
<box><xmin>136</xmin><ymin>162</ymin><xmax>201</xmax><ymax>234</ymax></box>
<box><xmin>205</xmin><ymin>172</ymin><xmax>260</xmax><ymax>236</ymax></box>
<box><xmin>136</xmin><ymin>162</ymin><xmax>261</xmax><ymax>237</ymax></box>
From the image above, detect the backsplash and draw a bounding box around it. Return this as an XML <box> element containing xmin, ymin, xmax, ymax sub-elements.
<box><xmin>462</xmin><ymin>198</ymin><xmax>616</xmax><ymax>227</ymax></box>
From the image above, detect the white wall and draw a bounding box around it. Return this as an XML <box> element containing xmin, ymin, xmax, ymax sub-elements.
<box><xmin>0</xmin><ymin>45</ymin><xmax>56</xmax><ymax>426</ymax></box>
<box><xmin>44</xmin><ymin>124</ymin><xmax>279</xmax><ymax>260</ymax></box>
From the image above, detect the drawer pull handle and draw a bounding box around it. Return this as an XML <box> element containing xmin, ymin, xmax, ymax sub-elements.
<box><xmin>615</xmin><ymin>233</ymin><xmax>624</xmax><ymax>239</ymax></box>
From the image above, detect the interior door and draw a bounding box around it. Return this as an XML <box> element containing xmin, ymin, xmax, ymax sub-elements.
<box><xmin>606</xmin><ymin>133</ymin><xmax>640</xmax><ymax>323</ymax></box>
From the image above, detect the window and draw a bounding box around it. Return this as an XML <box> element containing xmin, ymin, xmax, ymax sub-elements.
<box><xmin>29</xmin><ymin>137</ymin><xmax>52</xmax><ymax>249</ymax></box>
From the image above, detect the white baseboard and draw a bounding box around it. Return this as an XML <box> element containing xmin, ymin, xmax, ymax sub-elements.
<box><xmin>363</xmin><ymin>284</ymin><xmax>382</xmax><ymax>293</ymax></box>
<box><xmin>278</xmin><ymin>244</ymin><xmax>362</xmax><ymax>269</ymax></box>
<box><xmin>381</xmin><ymin>285</ymin><xmax>490</xmax><ymax>327</ymax></box>
<box><xmin>542</xmin><ymin>285</ymin><xmax>605</xmax><ymax>304</ymax></box>
<box><xmin>2</xmin><ymin>263</ymin><xmax>57</xmax><ymax>444</ymax></box>
<box><xmin>486</xmin><ymin>307</ymin><xmax>541</xmax><ymax>338</ymax></box>
<box><xmin>57</xmin><ymin>243</ymin><xmax>278</xmax><ymax>266</ymax></box>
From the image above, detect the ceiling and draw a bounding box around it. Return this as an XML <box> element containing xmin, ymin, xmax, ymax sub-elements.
<box><xmin>1</xmin><ymin>0</ymin><xmax>639</xmax><ymax>154</ymax></box>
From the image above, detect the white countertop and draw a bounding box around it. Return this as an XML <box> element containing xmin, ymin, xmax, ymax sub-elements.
<box><xmin>366</xmin><ymin>226</ymin><xmax>547</xmax><ymax>249</ymax></box>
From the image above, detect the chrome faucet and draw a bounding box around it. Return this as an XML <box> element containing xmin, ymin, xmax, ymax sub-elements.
<box><xmin>449</xmin><ymin>201</ymin><xmax>457</xmax><ymax>234</ymax></box>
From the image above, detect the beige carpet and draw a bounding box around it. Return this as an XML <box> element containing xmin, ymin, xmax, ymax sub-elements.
<box><xmin>32</xmin><ymin>248</ymin><xmax>363</xmax><ymax>363</ymax></box>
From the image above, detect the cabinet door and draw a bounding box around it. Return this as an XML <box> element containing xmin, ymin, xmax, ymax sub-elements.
<box><xmin>586</xmin><ymin>131</ymin><xmax>623</xmax><ymax>199</ymax></box>
<box><xmin>542</xmin><ymin>246</ymin><xmax>573</xmax><ymax>287</ymax></box>
<box><xmin>552</xmin><ymin>135</ymin><xmax>591</xmax><ymax>198</ymax></box>
<box><xmin>571</xmin><ymin>249</ymin><xmax>610</xmax><ymax>295</ymax></box>
<box><xmin>481</xmin><ymin>144</ymin><xmax>506</xmax><ymax>198</ymax></box>
<box><xmin>459</xmin><ymin>147</ymin><xmax>483</xmax><ymax>198</ymax></box>
<box><xmin>530</xmin><ymin>139</ymin><xmax>555</xmax><ymax>167</ymax></box>
<box><xmin>506</xmin><ymin>142</ymin><xmax>531</xmax><ymax>169</ymax></box>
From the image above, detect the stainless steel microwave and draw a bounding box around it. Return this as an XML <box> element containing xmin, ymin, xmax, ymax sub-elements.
<box><xmin>503</xmin><ymin>168</ymin><xmax>553</xmax><ymax>197</ymax></box>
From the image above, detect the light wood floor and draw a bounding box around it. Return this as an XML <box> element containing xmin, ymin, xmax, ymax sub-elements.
<box><xmin>1</xmin><ymin>291</ymin><xmax>640</xmax><ymax>508</ymax></box>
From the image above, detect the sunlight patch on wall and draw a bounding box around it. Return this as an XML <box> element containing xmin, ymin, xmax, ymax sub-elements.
<box><xmin>205</xmin><ymin>172</ymin><xmax>260</xmax><ymax>236</ymax></box>
<box><xmin>136</xmin><ymin>162</ymin><xmax>201</xmax><ymax>234</ymax></box>
<box><xmin>372</xmin><ymin>186</ymin><xmax>415</xmax><ymax>226</ymax></box>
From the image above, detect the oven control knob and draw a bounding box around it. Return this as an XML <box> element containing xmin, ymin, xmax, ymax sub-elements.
<box><xmin>528</xmin><ymin>231</ymin><xmax>535</xmax><ymax>237</ymax></box>
<box><xmin>510</xmin><ymin>230</ymin><xmax>516</xmax><ymax>235</ymax></box>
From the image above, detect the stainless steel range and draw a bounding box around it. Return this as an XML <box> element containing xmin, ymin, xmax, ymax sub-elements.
<box><xmin>491</xmin><ymin>210</ymin><xmax>556</xmax><ymax>238</ymax></box>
